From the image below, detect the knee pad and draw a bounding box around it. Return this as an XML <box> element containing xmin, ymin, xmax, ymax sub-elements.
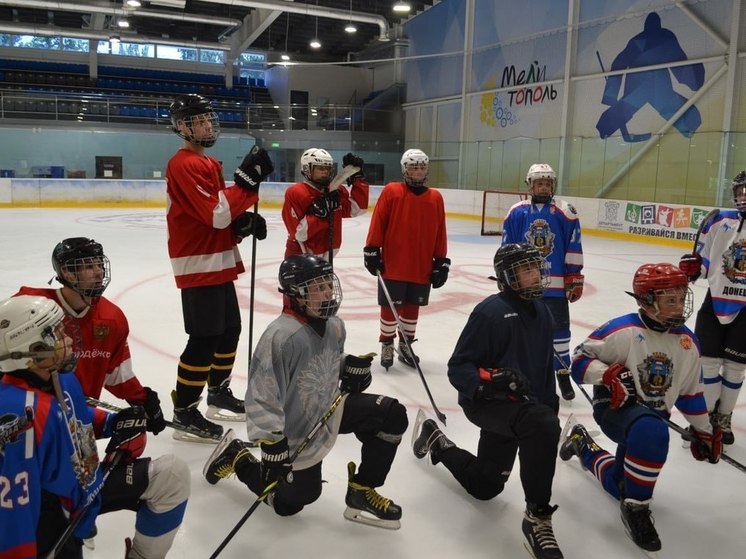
<box><xmin>216</xmin><ymin>326</ymin><xmax>241</xmax><ymax>354</ymax></box>
<box><xmin>181</xmin><ymin>335</ymin><xmax>220</xmax><ymax>366</ymax></box>
<box><xmin>377</xmin><ymin>398</ymin><xmax>409</xmax><ymax>440</ymax></box>
<box><xmin>468</xmin><ymin>466</ymin><xmax>510</xmax><ymax>501</ymax></box>
<box><xmin>628</xmin><ymin>415</ymin><xmax>669</xmax><ymax>455</ymax></box>
<box><xmin>142</xmin><ymin>455</ymin><xmax>191</xmax><ymax>513</ymax></box>
<box><xmin>100</xmin><ymin>458</ymin><xmax>151</xmax><ymax>513</ymax></box>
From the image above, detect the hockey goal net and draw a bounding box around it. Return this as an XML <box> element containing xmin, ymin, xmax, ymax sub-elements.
<box><xmin>480</xmin><ymin>190</ymin><xmax>528</xmax><ymax>235</ymax></box>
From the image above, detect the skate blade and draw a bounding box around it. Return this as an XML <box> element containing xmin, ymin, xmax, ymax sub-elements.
<box><xmin>559</xmin><ymin>414</ymin><xmax>577</xmax><ymax>449</ymax></box>
<box><xmin>410</xmin><ymin>408</ymin><xmax>428</xmax><ymax>457</ymax></box>
<box><xmin>343</xmin><ymin>506</ymin><xmax>401</xmax><ymax>530</ymax></box>
<box><xmin>623</xmin><ymin>527</ymin><xmax>660</xmax><ymax>558</ymax></box>
<box><xmin>202</xmin><ymin>428</ymin><xmax>236</xmax><ymax>481</ymax></box>
<box><xmin>172</xmin><ymin>429</ymin><xmax>220</xmax><ymax>444</ymax></box>
<box><xmin>206</xmin><ymin>405</ymin><xmax>246</xmax><ymax>422</ymax></box>
<box><xmin>82</xmin><ymin>538</ymin><xmax>95</xmax><ymax>550</ymax></box>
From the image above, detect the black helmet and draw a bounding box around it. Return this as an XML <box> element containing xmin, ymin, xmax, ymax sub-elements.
<box><xmin>492</xmin><ymin>243</ymin><xmax>548</xmax><ymax>300</ymax></box>
<box><xmin>732</xmin><ymin>170</ymin><xmax>746</xmax><ymax>218</ymax></box>
<box><xmin>52</xmin><ymin>237</ymin><xmax>111</xmax><ymax>298</ymax></box>
<box><xmin>278</xmin><ymin>254</ymin><xmax>342</xmax><ymax>319</ymax></box>
<box><xmin>169</xmin><ymin>94</ymin><xmax>220</xmax><ymax>147</ymax></box>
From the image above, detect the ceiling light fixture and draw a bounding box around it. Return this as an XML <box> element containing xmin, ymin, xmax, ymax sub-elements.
<box><xmin>281</xmin><ymin>12</ymin><xmax>291</xmax><ymax>62</ymax></box>
<box><xmin>345</xmin><ymin>0</ymin><xmax>357</xmax><ymax>33</ymax></box>
<box><xmin>125</xmin><ymin>0</ymin><xmax>141</xmax><ymax>7</ymax></box>
<box><xmin>109</xmin><ymin>34</ymin><xmax>121</xmax><ymax>43</ymax></box>
<box><xmin>117</xmin><ymin>19</ymin><xmax>130</xmax><ymax>28</ymax></box>
<box><xmin>393</xmin><ymin>2</ymin><xmax>411</xmax><ymax>13</ymax></box>
<box><xmin>310</xmin><ymin>10</ymin><xmax>321</xmax><ymax>49</ymax></box>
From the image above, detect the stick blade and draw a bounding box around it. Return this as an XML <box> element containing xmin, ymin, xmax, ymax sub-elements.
<box><xmin>328</xmin><ymin>164</ymin><xmax>361</xmax><ymax>191</ymax></box>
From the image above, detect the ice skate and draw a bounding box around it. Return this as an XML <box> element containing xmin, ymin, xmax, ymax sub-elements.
<box><xmin>522</xmin><ymin>504</ymin><xmax>563</xmax><ymax>559</ymax></box>
<box><xmin>343</xmin><ymin>462</ymin><xmax>401</xmax><ymax>530</ymax></box>
<box><xmin>396</xmin><ymin>338</ymin><xmax>420</xmax><ymax>368</ymax></box>
<box><xmin>559</xmin><ymin>422</ymin><xmax>600</xmax><ymax>462</ymax></box>
<box><xmin>172</xmin><ymin>393</ymin><xmax>223</xmax><ymax>443</ymax></box>
<box><xmin>206</xmin><ymin>380</ymin><xmax>246</xmax><ymax>421</ymax></box>
<box><xmin>411</xmin><ymin>409</ymin><xmax>454</xmax><ymax>464</ymax></box>
<box><xmin>203</xmin><ymin>428</ymin><xmax>258</xmax><ymax>485</ymax></box>
<box><xmin>556</xmin><ymin>369</ymin><xmax>575</xmax><ymax>401</ymax></box>
<box><xmin>620</xmin><ymin>498</ymin><xmax>661</xmax><ymax>556</ymax></box>
<box><xmin>380</xmin><ymin>341</ymin><xmax>394</xmax><ymax>370</ymax></box>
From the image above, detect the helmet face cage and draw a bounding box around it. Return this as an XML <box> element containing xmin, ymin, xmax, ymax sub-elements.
<box><xmin>279</xmin><ymin>255</ymin><xmax>343</xmax><ymax>319</ymax></box>
<box><xmin>169</xmin><ymin>95</ymin><xmax>220</xmax><ymax>148</ymax></box>
<box><xmin>525</xmin><ymin>163</ymin><xmax>556</xmax><ymax>201</ymax></box>
<box><xmin>633</xmin><ymin>263</ymin><xmax>693</xmax><ymax>328</ymax></box>
<box><xmin>52</xmin><ymin>238</ymin><xmax>111</xmax><ymax>298</ymax></box>
<box><xmin>732</xmin><ymin>170</ymin><xmax>746</xmax><ymax>216</ymax></box>
<box><xmin>400</xmin><ymin>149</ymin><xmax>429</xmax><ymax>187</ymax></box>
<box><xmin>301</xmin><ymin>148</ymin><xmax>334</xmax><ymax>185</ymax></box>
<box><xmin>493</xmin><ymin>244</ymin><xmax>550</xmax><ymax>300</ymax></box>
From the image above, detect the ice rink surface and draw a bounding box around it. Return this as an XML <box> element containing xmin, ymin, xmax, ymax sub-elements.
<box><xmin>0</xmin><ymin>206</ymin><xmax>743</xmax><ymax>559</ymax></box>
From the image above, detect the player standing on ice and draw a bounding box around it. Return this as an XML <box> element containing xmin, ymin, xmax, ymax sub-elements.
<box><xmin>282</xmin><ymin>148</ymin><xmax>369</xmax><ymax>259</ymax></box>
<box><xmin>203</xmin><ymin>254</ymin><xmax>408</xmax><ymax>529</ymax></box>
<box><xmin>0</xmin><ymin>296</ymin><xmax>190</xmax><ymax>559</ymax></box>
<box><xmin>411</xmin><ymin>243</ymin><xmax>565</xmax><ymax>559</ymax></box>
<box><xmin>363</xmin><ymin>148</ymin><xmax>450</xmax><ymax>370</ymax></box>
<box><xmin>502</xmin><ymin>163</ymin><xmax>584</xmax><ymax>401</ymax></box>
<box><xmin>562</xmin><ymin>263</ymin><xmax>721</xmax><ymax>555</ymax></box>
<box><xmin>679</xmin><ymin>170</ymin><xmax>746</xmax><ymax>445</ymax></box>
<box><xmin>166</xmin><ymin>94</ymin><xmax>273</xmax><ymax>442</ymax></box>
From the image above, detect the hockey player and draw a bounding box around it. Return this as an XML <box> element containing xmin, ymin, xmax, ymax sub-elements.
<box><xmin>679</xmin><ymin>170</ymin><xmax>746</xmax><ymax>445</ymax></box>
<box><xmin>0</xmin><ymin>295</ymin><xmax>191</xmax><ymax>559</ymax></box>
<box><xmin>502</xmin><ymin>163</ymin><xmax>584</xmax><ymax>401</ymax></box>
<box><xmin>203</xmin><ymin>254</ymin><xmax>408</xmax><ymax>529</ymax></box>
<box><xmin>16</xmin><ymin>237</ymin><xmax>166</xmax><ymax>437</ymax></box>
<box><xmin>412</xmin><ymin>243</ymin><xmax>564</xmax><ymax>559</ymax></box>
<box><xmin>167</xmin><ymin>93</ymin><xmax>274</xmax><ymax>442</ymax></box>
<box><xmin>364</xmin><ymin>148</ymin><xmax>449</xmax><ymax>370</ymax></box>
<box><xmin>282</xmin><ymin>148</ymin><xmax>369</xmax><ymax>259</ymax></box>
<box><xmin>563</xmin><ymin>263</ymin><xmax>721</xmax><ymax>554</ymax></box>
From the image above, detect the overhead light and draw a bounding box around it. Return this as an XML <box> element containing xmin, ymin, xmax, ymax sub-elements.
<box><xmin>393</xmin><ymin>2</ymin><xmax>411</xmax><ymax>13</ymax></box>
<box><xmin>125</xmin><ymin>0</ymin><xmax>142</xmax><ymax>7</ymax></box>
<box><xmin>310</xmin><ymin>12</ymin><xmax>321</xmax><ymax>49</ymax></box>
<box><xmin>309</xmin><ymin>39</ymin><xmax>321</xmax><ymax>49</ymax></box>
<box><xmin>117</xmin><ymin>19</ymin><xmax>130</xmax><ymax>28</ymax></box>
<box><xmin>109</xmin><ymin>34</ymin><xmax>121</xmax><ymax>43</ymax></box>
<box><xmin>345</xmin><ymin>23</ymin><xmax>357</xmax><ymax>33</ymax></box>
<box><xmin>281</xmin><ymin>53</ymin><xmax>290</xmax><ymax>61</ymax></box>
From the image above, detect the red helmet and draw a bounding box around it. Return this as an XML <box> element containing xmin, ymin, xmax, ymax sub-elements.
<box><xmin>632</xmin><ymin>263</ymin><xmax>692</xmax><ymax>327</ymax></box>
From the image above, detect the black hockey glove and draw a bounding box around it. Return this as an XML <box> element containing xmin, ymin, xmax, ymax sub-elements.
<box><xmin>232</xmin><ymin>211</ymin><xmax>267</xmax><ymax>241</ymax></box>
<box><xmin>342</xmin><ymin>152</ymin><xmax>365</xmax><ymax>184</ymax></box>
<box><xmin>105</xmin><ymin>406</ymin><xmax>148</xmax><ymax>464</ymax></box>
<box><xmin>138</xmin><ymin>387</ymin><xmax>165</xmax><ymax>435</ymax></box>
<box><xmin>308</xmin><ymin>190</ymin><xmax>341</xmax><ymax>219</ymax></box>
<box><xmin>234</xmin><ymin>146</ymin><xmax>274</xmax><ymax>192</ymax></box>
<box><xmin>363</xmin><ymin>246</ymin><xmax>383</xmax><ymax>276</ymax></box>
<box><xmin>431</xmin><ymin>257</ymin><xmax>451</xmax><ymax>289</ymax></box>
<box><xmin>339</xmin><ymin>354</ymin><xmax>373</xmax><ymax>393</ymax></box>
<box><xmin>476</xmin><ymin>367</ymin><xmax>530</xmax><ymax>401</ymax></box>
<box><xmin>260</xmin><ymin>436</ymin><xmax>293</xmax><ymax>485</ymax></box>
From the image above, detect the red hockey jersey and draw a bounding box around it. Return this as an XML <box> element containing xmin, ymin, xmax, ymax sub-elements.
<box><xmin>366</xmin><ymin>182</ymin><xmax>448</xmax><ymax>284</ymax></box>
<box><xmin>166</xmin><ymin>148</ymin><xmax>259</xmax><ymax>288</ymax></box>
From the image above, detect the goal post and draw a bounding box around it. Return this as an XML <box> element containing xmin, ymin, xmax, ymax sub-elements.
<box><xmin>480</xmin><ymin>190</ymin><xmax>528</xmax><ymax>236</ymax></box>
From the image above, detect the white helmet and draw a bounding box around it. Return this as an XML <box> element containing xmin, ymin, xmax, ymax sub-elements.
<box><xmin>301</xmin><ymin>148</ymin><xmax>334</xmax><ymax>185</ymax></box>
<box><xmin>401</xmin><ymin>149</ymin><xmax>429</xmax><ymax>187</ymax></box>
<box><xmin>0</xmin><ymin>296</ymin><xmax>68</xmax><ymax>372</ymax></box>
<box><xmin>525</xmin><ymin>163</ymin><xmax>555</xmax><ymax>202</ymax></box>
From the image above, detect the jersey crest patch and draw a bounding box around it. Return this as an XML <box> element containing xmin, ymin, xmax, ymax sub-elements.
<box><xmin>722</xmin><ymin>239</ymin><xmax>746</xmax><ymax>285</ymax></box>
<box><xmin>637</xmin><ymin>352</ymin><xmax>674</xmax><ymax>395</ymax></box>
<box><xmin>93</xmin><ymin>323</ymin><xmax>111</xmax><ymax>341</ymax></box>
<box><xmin>525</xmin><ymin>219</ymin><xmax>555</xmax><ymax>257</ymax></box>
<box><xmin>679</xmin><ymin>336</ymin><xmax>692</xmax><ymax>350</ymax></box>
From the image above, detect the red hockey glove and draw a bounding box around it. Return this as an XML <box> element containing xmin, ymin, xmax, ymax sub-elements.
<box><xmin>339</xmin><ymin>354</ymin><xmax>373</xmax><ymax>393</ymax></box>
<box><xmin>105</xmin><ymin>406</ymin><xmax>148</xmax><ymax>463</ymax></box>
<box><xmin>678</xmin><ymin>253</ymin><xmax>702</xmax><ymax>282</ymax></box>
<box><xmin>601</xmin><ymin>363</ymin><xmax>636</xmax><ymax>410</ymax></box>
<box><xmin>689</xmin><ymin>426</ymin><xmax>722</xmax><ymax>464</ymax></box>
<box><xmin>564</xmin><ymin>273</ymin><xmax>584</xmax><ymax>303</ymax></box>
<box><xmin>260</xmin><ymin>436</ymin><xmax>293</xmax><ymax>485</ymax></box>
<box><xmin>476</xmin><ymin>367</ymin><xmax>530</xmax><ymax>401</ymax></box>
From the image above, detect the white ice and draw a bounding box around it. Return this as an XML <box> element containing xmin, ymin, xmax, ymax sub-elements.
<box><xmin>0</xmin><ymin>207</ymin><xmax>743</xmax><ymax>559</ymax></box>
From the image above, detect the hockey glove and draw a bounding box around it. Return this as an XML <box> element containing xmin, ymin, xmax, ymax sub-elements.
<box><xmin>342</xmin><ymin>152</ymin><xmax>365</xmax><ymax>184</ymax></box>
<box><xmin>260</xmin><ymin>436</ymin><xmax>293</xmax><ymax>485</ymax></box>
<box><xmin>564</xmin><ymin>273</ymin><xmax>584</xmax><ymax>303</ymax></box>
<box><xmin>688</xmin><ymin>426</ymin><xmax>722</xmax><ymax>464</ymax></box>
<box><xmin>431</xmin><ymin>257</ymin><xmax>451</xmax><ymax>289</ymax></box>
<box><xmin>232</xmin><ymin>211</ymin><xmax>267</xmax><ymax>241</ymax></box>
<box><xmin>140</xmin><ymin>387</ymin><xmax>166</xmax><ymax>435</ymax></box>
<box><xmin>678</xmin><ymin>253</ymin><xmax>702</xmax><ymax>282</ymax></box>
<box><xmin>601</xmin><ymin>363</ymin><xmax>636</xmax><ymax>410</ymax></box>
<box><xmin>234</xmin><ymin>146</ymin><xmax>274</xmax><ymax>192</ymax></box>
<box><xmin>363</xmin><ymin>246</ymin><xmax>383</xmax><ymax>276</ymax></box>
<box><xmin>308</xmin><ymin>190</ymin><xmax>340</xmax><ymax>219</ymax></box>
<box><xmin>476</xmin><ymin>367</ymin><xmax>530</xmax><ymax>401</ymax></box>
<box><xmin>105</xmin><ymin>406</ymin><xmax>148</xmax><ymax>463</ymax></box>
<box><xmin>339</xmin><ymin>354</ymin><xmax>373</xmax><ymax>393</ymax></box>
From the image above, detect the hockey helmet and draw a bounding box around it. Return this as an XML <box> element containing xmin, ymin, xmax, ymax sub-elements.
<box><xmin>492</xmin><ymin>243</ymin><xmax>549</xmax><ymax>300</ymax></box>
<box><xmin>52</xmin><ymin>237</ymin><xmax>111</xmax><ymax>299</ymax></box>
<box><xmin>278</xmin><ymin>254</ymin><xmax>343</xmax><ymax>319</ymax></box>
<box><xmin>525</xmin><ymin>163</ymin><xmax>556</xmax><ymax>203</ymax></box>
<box><xmin>400</xmin><ymin>149</ymin><xmax>429</xmax><ymax>188</ymax></box>
<box><xmin>732</xmin><ymin>170</ymin><xmax>746</xmax><ymax>218</ymax></box>
<box><xmin>0</xmin><ymin>295</ymin><xmax>77</xmax><ymax>373</ymax></box>
<box><xmin>300</xmin><ymin>148</ymin><xmax>334</xmax><ymax>186</ymax></box>
<box><xmin>169</xmin><ymin>94</ymin><xmax>220</xmax><ymax>147</ymax></box>
<box><xmin>630</xmin><ymin>263</ymin><xmax>692</xmax><ymax>328</ymax></box>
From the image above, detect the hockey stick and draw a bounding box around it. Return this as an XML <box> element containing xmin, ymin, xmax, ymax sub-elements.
<box><xmin>248</xmin><ymin>200</ymin><xmax>259</xmax><ymax>365</ymax></box>
<box><xmin>691</xmin><ymin>208</ymin><xmax>719</xmax><ymax>254</ymax></box>
<box><xmin>86</xmin><ymin>397</ymin><xmax>222</xmax><ymax>442</ymax></box>
<box><xmin>324</xmin><ymin>164</ymin><xmax>360</xmax><ymax>268</ymax></box>
<box><xmin>43</xmin><ymin>451</ymin><xmax>123</xmax><ymax>559</ymax></box>
<box><xmin>552</xmin><ymin>350</ymin><xmax>746</xmax><ymax>474</ymax></box>
<box><xmin>596</xmin><ymin>50</ymin><xmax>652</xmax><ymax>143</ymax></box>
<box><xmin>209</xmin><ymin>391</ymin><xmax>347</xmax><ymax>558</ymax></box>
<box><xmin>376</xmin><ymin>270</ymin><xmax>447</xmax><ymax>425</ymax></box>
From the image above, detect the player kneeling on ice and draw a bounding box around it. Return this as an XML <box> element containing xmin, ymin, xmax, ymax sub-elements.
<box><xmin>563</xmin><ymin>263</ymin><xmax>721</xmax><ymax>556</ymax></box>
<box><xmin>203</xmin><ymin>254</ymin><xmax>408</xmax><ymax>529</ymax></box>
<box><xmin>412</xmin><ymin>243</ymin><xmax>564</xmax><ymax>559</ymax></box>
<box><xmin>0</xmin><ymin>296</ymin><xmax>190</xmax><ymax>559</ymax></box>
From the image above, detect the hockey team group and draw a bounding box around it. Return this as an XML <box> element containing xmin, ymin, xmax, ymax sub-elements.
<box><xmin>1</xmin><ymin>93</ymin><xmax>745</xmax><ymax>559</ymax></box>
